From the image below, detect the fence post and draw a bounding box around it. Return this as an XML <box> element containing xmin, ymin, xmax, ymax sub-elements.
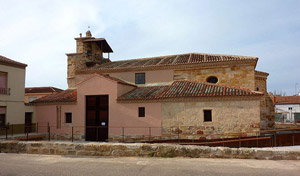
<box><xmin>256</xmin><ymin>132</ymin><xmax>259</xmax><ymax>147</ymax></box>
<box><xmin>26</xmin><ymin>129</ymin><xmax>29</xmax><ymax>141</ymax></box>
<box><xmin>5</xmin><ymin>126</ymin><xmax>8</xmax><ymax>140</ymax></box>
<box><xmin>96</xmin><ymin>127</ymin><xmax>99</xmax><ymax>142</ymax></box>
<box><xmin>149</xmin><ymin>127</ymin><xmax>151</xmax><ymax>141</ymax></box>
<box><xmin>11</xmin><ymin>124</ymin><xmax>13</xmax><ymax>136</ymax></box>
<box><xmin>292</xmin><ymin>132</ymin><xmax>295</xmax><ymax>146</ymax></box>
<box><xmin>48</xmin><ymin>123</ymin><xmax>50</xmax><ymax>141</ymax></box>
<box><xmin>177</xmin><ymin>126</ymin><xmax>180</xmax><ymax>144</ymax></box>
<box><xmin>72</xmin><ymin>126</ymin><xmax>74</xmax><ymax>142</ymax></box>
<box><xmin>122</xmin><ymin>127</ymin><xmax>125</xmax><ymax>142</ymax></box>
<box><xmin>274</xmin><ymin>132</ymin><xmax>277</xmax><ymax>147</ymax></box>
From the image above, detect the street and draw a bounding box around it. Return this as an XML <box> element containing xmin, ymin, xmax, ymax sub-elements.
<box><xmin>0</xmin><ymin>153</ymin><xmax>300</xmax><ymax>176</ymax></box>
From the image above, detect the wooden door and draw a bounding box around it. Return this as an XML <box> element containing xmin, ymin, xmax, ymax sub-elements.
<box><xmin>86</xmin><ymin>95</ymin><xmax>109</xmax><ymax>141</ymax></box>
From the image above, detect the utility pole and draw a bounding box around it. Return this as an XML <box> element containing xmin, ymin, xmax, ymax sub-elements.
<box><xmin>295</xmin><ymin>83</ymin><xmax>298</xmax><ymax>96</ymax></box>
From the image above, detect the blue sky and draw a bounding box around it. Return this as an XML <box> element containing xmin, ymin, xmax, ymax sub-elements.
<box><xmin>0</xmin><ymin>0</ymin><xmax>299</xmax><ymax>95</ymax></box>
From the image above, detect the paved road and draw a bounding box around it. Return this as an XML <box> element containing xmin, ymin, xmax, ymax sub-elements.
<box><xmin>0</xmin><ymin>153</ymin><xmax>300</xmax><ymax>176</ymax></box>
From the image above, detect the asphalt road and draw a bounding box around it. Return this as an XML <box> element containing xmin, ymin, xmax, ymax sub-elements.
<box><xmin>0</xmin><ymin>153</ymin><xmax>300</xmax><ymax>176</ymax></box>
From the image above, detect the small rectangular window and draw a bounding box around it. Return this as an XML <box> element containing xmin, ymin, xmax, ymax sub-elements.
<box><xmin>0</xmin><ymin>72</ymin><xmax>8</xmax><ymax>95</ymax></box>
<box><xmin>138</xmin><ymin>107</ymin><xmax>145</xmax><ymax>117</ymax></box>
<box><xmin>135</xmin><ymin>73</ymin><xmax>145</xmax><ymax>84</ymax></box>
<box><xmin>65</xmin><ymin>113</ymin><xmax>72</xmax><ymax>123</ymax></box>
<box><xmin>204</xmin><ymin>110</ymin><xmax>212</xmax><ymax>122</ymax></box>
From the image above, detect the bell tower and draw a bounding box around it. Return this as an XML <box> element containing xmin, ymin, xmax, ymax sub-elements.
<box><xmin>66</xmin><ymin>30</ymin><xmax>113</xmax><ymax>89</ymax></box>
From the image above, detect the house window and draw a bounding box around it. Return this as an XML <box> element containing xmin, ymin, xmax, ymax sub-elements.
<box><xmin>288</xmin><ymin>107</ymin><xmax>293</xmax><ymax>110</ymax></box>
<box><xmin>135</xmin><ymin>73</ymin><xmax>145</xmax><ymax>84</ymax></box>
<box><xmin>0</xmin><ymin>72</ymin><xmax>8</xmax><ymax>95</ymax></box>
<box><xmin>204</xmin><ymin>110</ymin><xmax>212</xmax><ymax>122</ymax></box>
<box><xmin>138</xmin><ymin>107</ymin><xmax>145</xmax><ymax>117</ymax></box>
<box><xmin>206</xmin><ymin>76</ymin><xmax>218</xmax><ymax>84</ymax></box>
<box><xmin>0</xmin><ymin>107</ymin><xmax>6</xmax><ymax>126</ymax></box>
<box><xmin>29</xmin><ymin>97</ymin><xmax>37</xmax><ymax>102</ymax></box>
<box><xmin>65</xmin><ymin>113</ymin><xmax>72</xmax><ymax>124</ymax></box>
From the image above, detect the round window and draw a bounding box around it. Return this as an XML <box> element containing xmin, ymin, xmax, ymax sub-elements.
<box><xmin>206</xmin><ymin>76</ymin><xmax>218</xmax><ymax>84</ymax></box>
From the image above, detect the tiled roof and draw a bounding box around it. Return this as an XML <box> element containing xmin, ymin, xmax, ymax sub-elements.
<box><xmin>81</xmin><ymin>53</ymin><xmax>258</xmax><ymax>72</ymax></box>
<box><xmin>118</xmin><ymin>80</ymin><xmax>263</xmax><ymax>101</ymax></box>
<box><xmin>76</xmin><ymin>73</ymin><xmax>136</xmax><ymax>87</ymax></box>
<box><xmin>0</xmin><ymin>55</ymin><xmax>27</xmax><ymax>68</ymax></box>
<box><xmin>31</xmin><ymin>89</ymin><xmax>77</xmax><ymax>104</ymax></box>
<box><xmin>274</xmin><ymin>96</ymin><xmax>300</xmax><ymax>105</ymax></box>
<box><xmin>25</xmin><ymin>87</ymin><xmax>63</xmax><ymax>94</ymax></box>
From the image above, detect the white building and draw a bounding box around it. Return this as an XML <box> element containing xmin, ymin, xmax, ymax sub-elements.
<box><xmin>274</xmin><ymin>96</ymin><xmax>300</xmax><ymax>124</ymax></box>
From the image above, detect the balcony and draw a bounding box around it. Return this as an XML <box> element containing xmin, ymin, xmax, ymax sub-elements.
<box><xmin>0</xmin><ymin>88</ymin><xmax>10</xmax><ymax>95</ymax></box>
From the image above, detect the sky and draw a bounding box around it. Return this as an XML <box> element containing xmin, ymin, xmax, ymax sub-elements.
<box><xmin>0</xmin><ymin>0</ymin><xmax>300</xmax><ymax>95</ymax></box>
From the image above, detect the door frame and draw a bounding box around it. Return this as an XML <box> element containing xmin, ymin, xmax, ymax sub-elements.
<box><xmin>85</xmin><ymin>95</ymin><xmax>109</xmax><ymax>142</ymax></box>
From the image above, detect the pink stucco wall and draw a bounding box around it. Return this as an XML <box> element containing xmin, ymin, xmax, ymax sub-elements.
<box><xmin>110</xmin><ymin>69</ymin><xmax>174</xmax><ymax>84</ymax></box>
<box><xmin>36</xmin><ymin>74</ymin><xmax>162</xmax><ymax>140</ymax></box>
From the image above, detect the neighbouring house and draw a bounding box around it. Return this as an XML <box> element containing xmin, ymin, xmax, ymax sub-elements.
<box><xmin>25</xmin><ymin>87</ymin><xmax>63</xmax><ymax>103</ymax></box>
<box><xmin>274</xmin><ymin>96</ymin><xmax>300</xmax><ymax>124</ymax></box>
<box><xmin>31</xmin><ymin>31</ymin><xmax>275</xmax><ymax>141</ymax></box>
<box><xmin>0</xmin><ymin>55</ymin><xmax>35</xmax><ymax>134</ymax></box>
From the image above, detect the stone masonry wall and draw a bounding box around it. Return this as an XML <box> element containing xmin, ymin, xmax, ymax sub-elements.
<box><xmin>161</xmin><ymin>100</ymin><xmax>261</xmax><ymax>139</ymax></box>
<box><xmin>1</xmin><ymin>141</ymin><xmax>300</xmax><ymax>160</ymax></box>
<box><xmin>174</xmin><ymin>65</ymin><xmax>255</xmax><ymax>90</ymax></box>
<box><xmin>67</xmin><ymin>53</ymin><xmax>86</xmax><ymax>88</ymax></box>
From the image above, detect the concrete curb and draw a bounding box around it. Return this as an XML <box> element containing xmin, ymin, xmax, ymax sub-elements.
<box><xmin>1</xmin><ymin>141</ymin><xmax>300</xmax><ymax>160</ymax></box>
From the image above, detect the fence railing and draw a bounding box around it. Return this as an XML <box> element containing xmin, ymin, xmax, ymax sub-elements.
<box><xmin>0</xmin><ymin>87</ymin><xmax>10</xmax><ymax>95</ymax></box>
<box><xmin>1</xmin><ymin>123</ymin><xmax>300</xmax><ymax>148</ymax></box>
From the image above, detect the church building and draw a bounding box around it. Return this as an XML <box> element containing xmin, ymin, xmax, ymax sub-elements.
<box><xmin>32</xmin><ymin>31</ymin><xmax>275</xmax><ymax>141</ymax></box>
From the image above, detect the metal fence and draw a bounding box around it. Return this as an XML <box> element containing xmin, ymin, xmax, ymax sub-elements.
<box><xmin>1</xmin><ymin>123</ymin><xmax>300</xmax><ymax>148</ymax></box>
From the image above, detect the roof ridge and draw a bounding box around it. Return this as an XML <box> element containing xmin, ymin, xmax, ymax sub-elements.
<box><xmin>107</xmin><ymin>52</ymin><xmax>258</xmax><ymax>63</ymax></box>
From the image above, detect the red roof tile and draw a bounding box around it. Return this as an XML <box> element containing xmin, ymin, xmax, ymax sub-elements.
<box><xmin>31</xmin><ymin>89</ymin><xmax>77</xmax><ymax>104</ymax></box>
<box><xmin>81</xmin><ymin>53</ymin><xmax>258</xmax><ymax>72</ymax></box>
<box><xmin>25</xmin><ymin>87</ymin><xmax>63</xmax><ymax>94</ymax></box>
<box><xmin>118</xmin><ymin>80</ymin><xmax>263</xmax><ymax>101</ymax></box>
<box><xmin>274</xmin><ymin>96</ymin><xmax>300</xmax><ymax>105</ymax></box>
<box><xmin>0</xmin><ymin>55</ymin><xmax>27</xmax><ymax>68</ymax></box>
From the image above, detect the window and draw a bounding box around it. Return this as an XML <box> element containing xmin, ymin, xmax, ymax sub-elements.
<box><xmin>29</xmin><ymin>97</ymin><xmax>37</xmax><ymax>102</ymax></box>
<box><xmin>135</xmin><ymin>73</ymin><xmax>145</xmax><ymax>84</ymax></box>
<box><xmin>288</xmin><ymin>107</ymin><xmax>293</xmax><ymax>110</ymax></box>
<box><xmin>0</xmin><ymin>107</ymin><xmax>6</xmax><ymax>126</ymax></box>
<box><xmin>256</xmin><ymin>87</ymin><xmax>259</xmax><ymax>91</ymax></box>
<box><xmin>65</xmin><ymin>113</ymin><xmax>72</xmax><ymax>124</ymax></box>
<box><xmin>206</xmin><ymin>76</ymin><xmax>218</xmax><ymax>84</ymax></box>
<box><xmin>138</xmin><ymin>107</ymin><xmax>145</xmax><ymax>117</ymax></box>
<box><xmin>204</xmin><ymin>110</ymin><xmax>212</xmax><ymax>122</ymax></box>
<box><xmin>0</xmin><ymin>72</ymin><xmax>8</xmax><ymax>95</ymax></box>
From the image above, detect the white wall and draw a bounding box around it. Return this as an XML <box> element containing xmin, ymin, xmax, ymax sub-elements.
<box><xmin>275</xmin><ymin>104</ymin><xmax>300</xmax><ymax>122</ymax></box>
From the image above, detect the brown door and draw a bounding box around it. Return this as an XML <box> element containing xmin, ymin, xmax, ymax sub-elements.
<box><xmin>25</xmin><ymin>112</ymin><xmax>32</xmax><ymax>133</ymax></box>
<box><xmin>86</xmin><ymin>95</ymin><xmax>109</xmax><ymax>141</ymax></box>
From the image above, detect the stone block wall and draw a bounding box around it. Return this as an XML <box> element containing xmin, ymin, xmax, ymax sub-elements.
<box><xmin>174</xmin><ymin>65</ymin><xmax>255</xmax><ymax>90</ymax></box>
<box><xmin>161</xmin><ymin>99</ymin><xmax>261</xmax><ymax>139</ymax></box>
<box><xmin>1</xmin><ymin>141</ymin><xmax>300</xmax><ymax>160</ymax></box>
<box><xmin>67</xmin><ymin>53</ymin><xmax>86</xmax><ymax>88</ymax></box>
